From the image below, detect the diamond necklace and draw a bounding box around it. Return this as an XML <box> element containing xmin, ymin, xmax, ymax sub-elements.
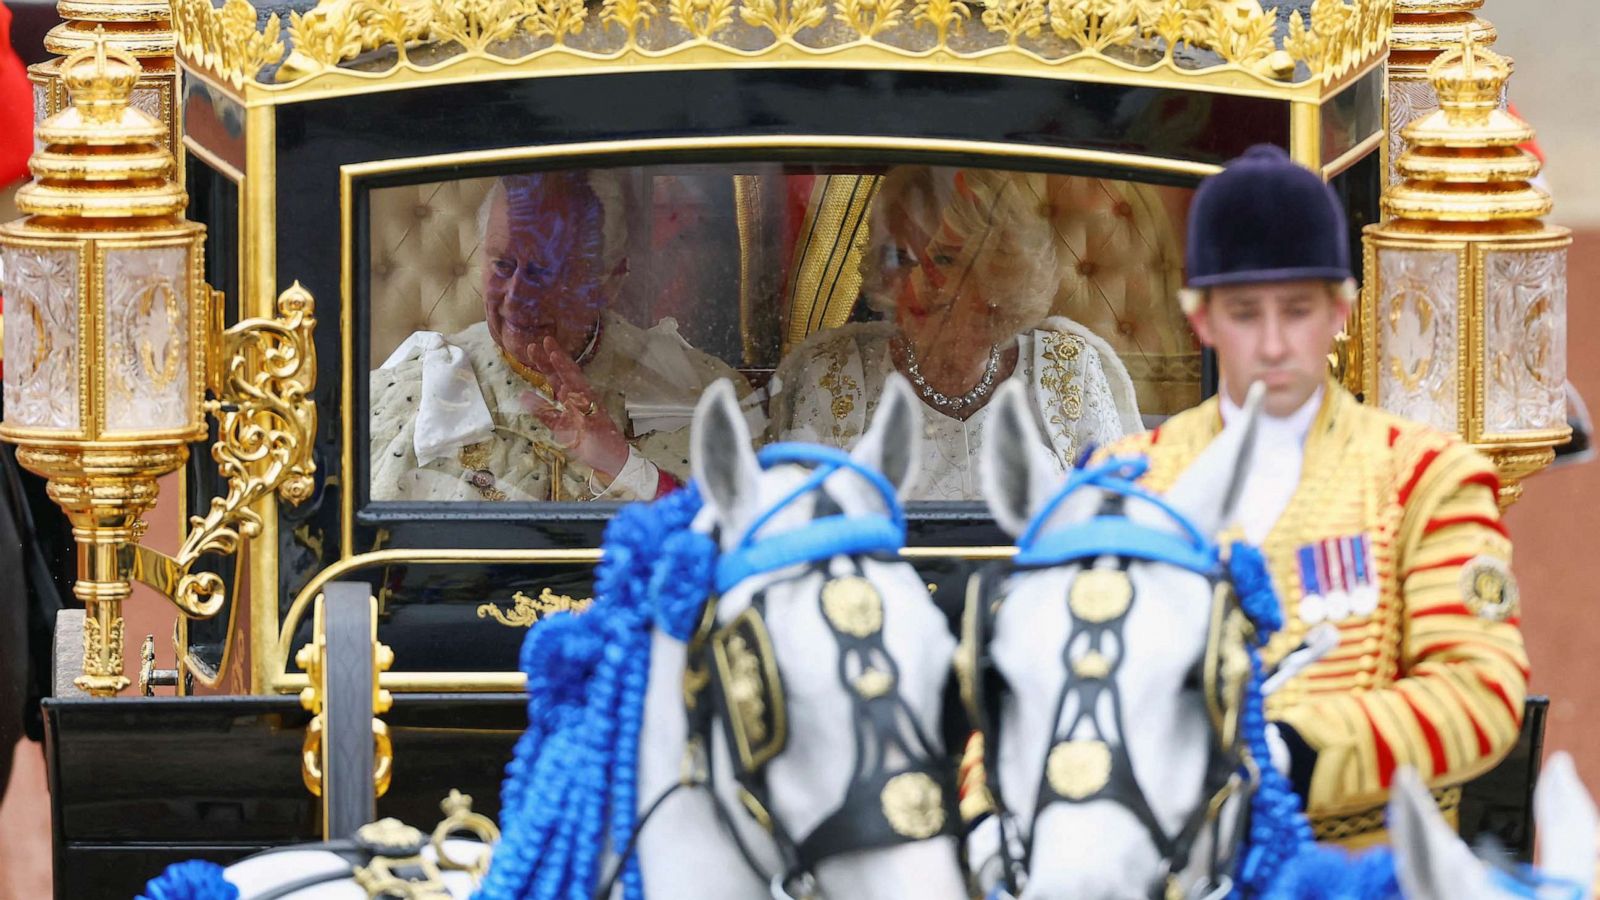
<box><xmin>901</xmin><ymin>338</ymin><xmax>1001</xmax><ymax>412</ymax></box>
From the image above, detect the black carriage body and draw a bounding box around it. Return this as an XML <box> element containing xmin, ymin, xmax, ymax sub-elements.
<box><xmin>172</xmin><ymin>61</ymin><xmax>1388</xmax><ymax>691</ymax></box>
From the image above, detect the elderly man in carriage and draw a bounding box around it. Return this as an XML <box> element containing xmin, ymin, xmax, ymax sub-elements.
<box><xmin>369</xmin><ymin>170</ymin><xmax>751</xmax><ymax>503</ymax></box>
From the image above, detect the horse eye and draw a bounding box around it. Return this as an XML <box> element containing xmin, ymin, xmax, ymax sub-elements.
<box><xmin>1181</xmin><ymin>667</ymin><xmax>1203</xmax><ymax>693</ymax></box>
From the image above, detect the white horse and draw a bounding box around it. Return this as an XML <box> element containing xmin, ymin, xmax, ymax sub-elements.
<box><xmin>629</xmin><ymin>375</ymin><xmax>966</xmax><ymax>900</ymax></box>
<box><xmin>966</xmin><ymin>379</ymin><xmax>1269</xmax><ymax>900</ymax></box>
<box><xmin>1390</xmin><ymin>751</ymin><xmax>1597</xmax><ymax>900</ymax></box>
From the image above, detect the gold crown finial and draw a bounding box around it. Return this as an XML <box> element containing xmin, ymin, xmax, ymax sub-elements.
<box><xmin>59</xmin><ymin>27</ymin><xmax>143</xmax><ymax>124</ymax></box>
<box><xmin>17</xmin><ymin>24</ymin><xmax>183</xmax><ymax>221</ymax></box>
<box><xmin>1427</xmin><ymin>26</ymin><xmax>1511</xmax><ymax>121</ymax></box>
<box><xmin>1384</xmin><ymin>25</ymin><xmax>1548</xmax><ymax>224</ymax></box>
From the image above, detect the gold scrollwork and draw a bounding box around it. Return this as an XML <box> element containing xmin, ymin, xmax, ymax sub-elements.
<box><xmin>476</xmin><ymin>587</ymin><xmax>593</xmax><ymax>627</ymax></box>
<box><xmin>169</xmin><ymin>282</ymin><xmax>317</xmax><ymax>618</ymax></box>
<box><xmin>174</xmin><ymin>0</ymin><xmax>1391</xmax><ymax>93</ymax></box>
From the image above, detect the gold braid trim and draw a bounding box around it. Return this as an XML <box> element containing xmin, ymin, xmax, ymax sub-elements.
<box><xmin>1312</xmin><ymin>786</ymin><xmax>1461</xmax><ymax>845</ymax></box>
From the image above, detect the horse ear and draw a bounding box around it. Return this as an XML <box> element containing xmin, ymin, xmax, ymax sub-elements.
<box><xmin>980</xmin><ymin>380</ymin><xmax>1058</xmax><ymax>537</ymax></box>
<box><xmin>852</xmin><ymin>374</ymin><xmax>923</xmax><ymax>498</ymax></box>
<box><xmin>1533</xmin><ymin>752</ymin><xmax>1599</xmax><ymax>890</ymax></box>
<box><xmin>1389</xmin><ymin>767</ymin><xmax>1490</xmax><ymax>900</ymax></box>
<box><xmin>692</xmin><ymin>379</ymin><xmax>763</xmax><ymax>528</ymax></box>
<box><xmin>1161</xmin><ymin>382</ymin><xmax>1266</xmax><ymax>537</ymax></box>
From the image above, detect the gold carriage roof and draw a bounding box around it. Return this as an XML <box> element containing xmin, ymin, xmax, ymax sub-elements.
<box><xmin>172</xmin><ymin>0</ymin><xmax>1390</xmax><ymax>103</ymax></box>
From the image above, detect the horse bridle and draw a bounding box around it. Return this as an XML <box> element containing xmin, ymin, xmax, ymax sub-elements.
<box><xmin>959</xmin><ymin>458</ymin><xmax>1255</xmax><ymax>900</ymax></box>
<box><xmin>599</xmin><ymin>444</ymin><xmax>958</xmax><ymax>900</ymax></box>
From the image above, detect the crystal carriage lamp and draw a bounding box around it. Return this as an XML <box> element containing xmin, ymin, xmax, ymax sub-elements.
<box><xmin>1362</xmin><ymin>35</ymin><xmax>1570</xmax><ymax>507</ymax></box>
<box><xmin>0</xmin><ymin>34</ymin><xmax>318</xmax><ymax>696</ymax></box>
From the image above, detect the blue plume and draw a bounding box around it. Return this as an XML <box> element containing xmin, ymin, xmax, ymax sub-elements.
<box><xmin>478</xmin><ymin>486</ymin><xmax>712</xmax><ymax>900</ymax></box>
<box><xmin>138</xmin><ymin>861</ymin><xmax>238</xmax><ymax>900</ymax></box>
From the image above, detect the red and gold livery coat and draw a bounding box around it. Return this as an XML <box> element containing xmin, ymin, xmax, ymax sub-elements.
<box><xmin>1103</xmin><ymin>382</ymin><xmax>1528</xmax><ymax>843</ymax></box>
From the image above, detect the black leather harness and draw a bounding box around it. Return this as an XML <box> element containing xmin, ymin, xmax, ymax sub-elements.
<box><xmin>601</xmin><ymin>559</ymin><xmax>959</xmax><ymax>900</ymax></box>
<box><xmin>959</xmin><ymin>491</ymin><xmax>1256</xmax><ymax>900</ymax></box>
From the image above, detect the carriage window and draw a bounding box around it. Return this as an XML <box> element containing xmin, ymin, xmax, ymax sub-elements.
<box><xmin>365</xmin><ymin>164</ymin><xmax>1199</xmax><ymax>504</ymax></box>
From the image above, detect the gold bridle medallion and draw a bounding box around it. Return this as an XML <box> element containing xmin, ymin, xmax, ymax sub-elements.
<box><xmin>821</xmin><ymin>575</ymin><xmax>884</xmax><ymax>638</ymax></box>
<box><xmin>1069</xmin><ymin>569</ymin><xmax>1134</xmax><ymax>623</ymax></box>
<box><xmin>1047</xmin><ymin>739</ymin><xmax>1113</xmax><ymax>801</ymax></box>
<box><xmin>881</xmin><ymin>771</ymin><xmax>946</xmax><ymax>839</ymax></box>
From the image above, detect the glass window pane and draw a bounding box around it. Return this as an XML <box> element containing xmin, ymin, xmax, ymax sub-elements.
<box><xmin>365</xmin><ymin>162</ymin><xmax>1200</xmax><ymax>505</ymax></box>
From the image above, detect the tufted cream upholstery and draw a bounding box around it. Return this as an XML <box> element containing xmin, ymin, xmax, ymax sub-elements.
<box><xmin>1044</xmin><ymin>176</ymin><xmax>1200</xmax><ymax>416</ymax></box>
<box><xmin>368</xmin><ymin>177</ymin><xmax>498</xmax><ymax>364</ymax></box>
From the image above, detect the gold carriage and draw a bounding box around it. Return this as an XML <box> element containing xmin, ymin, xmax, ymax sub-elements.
<box><xmin>0</xmin><ymin>0</ymin><xmax>1569</xmax><ymax>892</ymax></box>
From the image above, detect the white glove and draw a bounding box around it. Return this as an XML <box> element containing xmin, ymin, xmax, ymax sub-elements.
<box><xmin>1266</xmin><ymin>723</ymin><xmax>1292</xmax><ymax>777</ymax></box>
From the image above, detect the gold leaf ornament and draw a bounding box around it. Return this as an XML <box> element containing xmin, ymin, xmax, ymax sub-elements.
<box><xmin>431</xmin><ymin>0</ymin><xmax>523</xmax><ymax>53</ymax></box>
<box><xmin>1050</xmin><ymin>0</ymin><xmax>1139</xmax><ymax>53</ymax></box>
<box><xmin>600</xmin><ymin>0</ymin><xmax>659</xmax><ymax>40</ymax></box>
<box><xmin>173</xmin><ymin>0</ymin><xmax>1389</xmax><ymax>91</ymax></box>
<box><xmin>980</xmin><ymin>0</ymin><xmax>1046</xmax><ymax>45</ymax></box>
<box><xmin>837</xmin><ymin>0</ymin><xmax>906</xmax><ymax>38</ymax></box>
<box><xmin>184</xmin><ymin>0</ymin><xmax>284</xmax><ymax>88</ymax></box>
<box><xmin>741</xmin><ymin>0</ymin><xmax>829</xmax><ymax>39</ymax></box>
<box><xmin>288</xmin><ymin>2</ymin><xmax>366</xmax><ymax>69</ymax></box>
<box><xmin>525</xmin><ymin>0</ymin><xmax>589</xmax><ymax>43</ymax></box>
<box><xmin>910</xmin><ymin>0</ymin><xmax>971</xmax><ymax>44</ymax></box>
<box><xmin>350</xmin><ymin>0</ymin><xmax>430</xmax><ymax>65</ymax></box>
<box><xmin>669</xmin><ymin>0</ymin><xmax>736</xmax><ymax>39</ymax></box>
<box><xmin>1207</xmin><ymin>0</ymin><xmax>1276</xmax><ymax>67</ymax></box>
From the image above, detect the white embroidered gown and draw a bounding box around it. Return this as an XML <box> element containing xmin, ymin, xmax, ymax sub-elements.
<box><xmin>768</xmin><ymin>318</ymin><xmax>1143</xmax><ymax>500</ymax></box>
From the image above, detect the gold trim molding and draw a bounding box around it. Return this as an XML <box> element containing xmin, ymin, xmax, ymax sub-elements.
<box><xmin>268</xmin><ymin>544</ymin><xmax>1013</xmax><ymax>695</ymax></box>
<box><xmin>173</xmin><ymin>0</ymin><xmax>1392</xmax><ymax>101</ymax></box>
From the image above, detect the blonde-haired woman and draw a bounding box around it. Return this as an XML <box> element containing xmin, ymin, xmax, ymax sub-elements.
<box><xmin>769</xmin><ymin>166</ymin><xmax>1142</xmax><ymax>500</ymax></box>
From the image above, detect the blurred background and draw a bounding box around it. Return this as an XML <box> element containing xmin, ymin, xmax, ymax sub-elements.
<box><xmin>0</xmin><ymin>1</ymin><xmax>1597</xmax><ymax>896</ymax></box>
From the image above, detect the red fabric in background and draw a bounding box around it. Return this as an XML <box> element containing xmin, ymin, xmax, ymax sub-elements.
<box><xmin>1507</xmin><ymin>103</ymin><xmax>1547</xmax><ymax>165</ymax></box>
<box><xmin>0</xmin><ymin>2</ymin><xmax>32</xmax><ymax>188</ymax></box>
